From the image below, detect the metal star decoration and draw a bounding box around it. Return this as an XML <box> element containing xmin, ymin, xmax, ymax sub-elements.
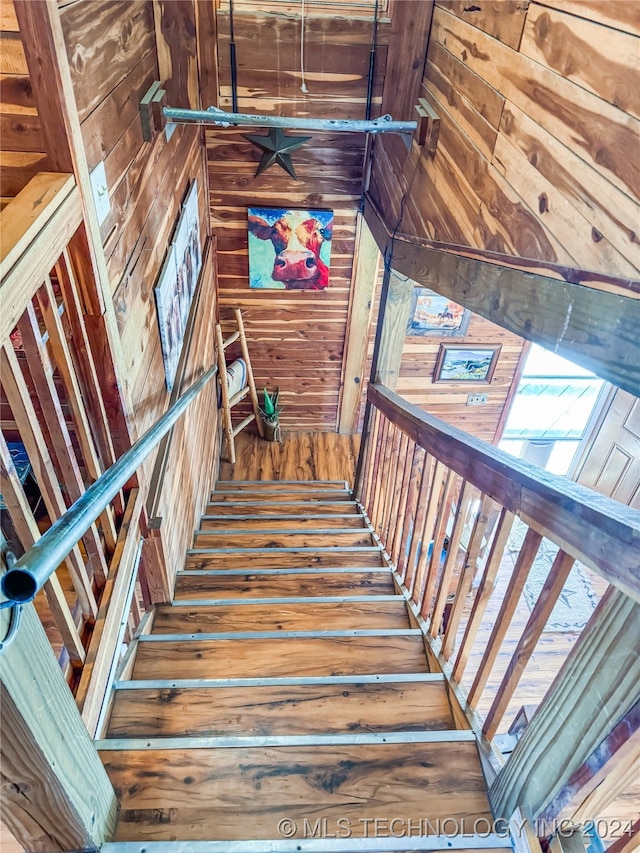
<box><xmin>242</xmin><ymin>127</ymin><xmax>311</xmax><ymax>179</ymax></box>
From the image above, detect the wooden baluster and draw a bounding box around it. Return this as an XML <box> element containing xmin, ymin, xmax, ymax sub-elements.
<box><xmin>1</xmin><ymin>345</ymin><xmax>97</xmax><ymax>619</ymax></box>
<box><xmin>375</xmin><ymin>419</ymin><xmax>396</xmax><ymax>535</ymax></box>
<box><xmin>389</xmin><ymin>436</ymin><xmax>415</xmax><ymax>564</ymax></box>
<box><xmin>37</xmin><ymin>277</ymin><xmax>118</xmax><ymax>552</ymax></box>
<box><xmin>365</xmin><ymin>408</ymin><xmax>385</xmax><ymax>519</ymax></box>
<box><xmin>483</xmin><ymin>549</ymin><xmax>575</xmax><ymax>739</ymax></box>
<box><xmin>359</xmin><ymin>406</ymin><xmax>378</xmax><ymax>510</ymax></box>
<box><xmin>397</xmin><ymin>445</ymin><xmax>426</xmax><ymax>581</ymax></box>
<box><xmin>370</xmin><ymin>417</ymin><xmax>389</xmax><ymax>532</ymax></box>
<box><xmin>0</xmin><ymin>432</ymin><xmax>86</xmax><ymax>666</ymax></box>
<box><xmin>452</xmin><ymin>508</ymin><xmax>515</xmax><ymax>683</ymax></box>
<box><xmin>384</xmin><ymin>431</ymin><xmax>409</xmax><ymax>552</ymax></box>
<box><xmin>442</xmin><ymin>494</ymin><xmax>495</xmax><ymax>660</ymax></box>
<box><xmin>429</xmin><ymin>481</ymin><xmax>475</xmax><ymax>636</ymax></box>
<box><xmin>380</xmin><ymin>424</ymin><xmax>402</xmax><ymax>544</ymax></box>
<box><xmin>467</xmin><ymin>526</ymin><xmax>543</xmax><ymax>709</ymax></box>
<box><xmin>16</xmin><ymin>302</ymin><xmax>109</xmax><ymax>585</ymax></box>
<box><xmin>418</xmin><ymin>469</ymin><xmax>457</xmax><ymax>617</ymax></box>
<box><xmin>56</xmin><ymin>251</ymin><xmax>122</xmax><ymax>516</ymax></box>
<box><xmin>406</xmin><ymin>456</ymin><xmax>441</xmax><ymax>597</ymax></box>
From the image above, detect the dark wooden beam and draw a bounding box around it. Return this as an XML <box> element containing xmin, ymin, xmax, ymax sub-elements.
<box><xmin>381</xmin><ymin>0</ymin><xmax>435</xmax><ymax>121</ymax></box>
<box><xmin>364</xmin><ymin>196</ymin><xmax>640</xmax><ymax>397</ymax></box>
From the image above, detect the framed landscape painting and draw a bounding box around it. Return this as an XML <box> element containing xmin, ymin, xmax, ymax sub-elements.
<box><xmin>247</xmin><ymin>207</ymin><xmax>333</xmax><ymax>290</ymax></box>
<box><xmin>407</xmin><ymin>287</ymin><xmax>470</xmax><ymax>337</ymax></box>
<box><xmin>433</xmin><ymin>344</ymin><xmax>501</xmax><ymax>383</ymax></box>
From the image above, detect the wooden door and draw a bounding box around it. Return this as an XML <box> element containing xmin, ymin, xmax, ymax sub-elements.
<box><xmin>571</xmin><ymin>388</ymin><xmax>640</xmax><ymax>507</ymax></box>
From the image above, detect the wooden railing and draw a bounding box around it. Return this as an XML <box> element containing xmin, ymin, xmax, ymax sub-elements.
<box><xmin>0</xmin><ymin>174</ymin><xmax>151</xmax><ymax>733</ymax></box>
<box><xmin>355</xmin><ymin>384</ymin><xmax>640</xmax><ymax>827</ymax></box>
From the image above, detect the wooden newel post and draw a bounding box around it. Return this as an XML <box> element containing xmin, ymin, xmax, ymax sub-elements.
<box><xmin>0</xmin><ymin>601</ymin><xmax>118</xmax><ymax>852</ymax></box>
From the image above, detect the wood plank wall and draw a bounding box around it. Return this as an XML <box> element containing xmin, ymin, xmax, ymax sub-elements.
<box><xmin>370</xmin><ymin>0</ymin><xmax>640</xmax><ymax>280</ymax></box>
<box><xmin>206</xmin><ymin>1</ymin><xmax>390</xmax><ymax>431</ymax></box>
<box><xmin>0</xmin><ymin>0</ymin><xmax>50</xmax><ymax>206</ymax></box>
<box><xmin>55</xmin><ymin>0</ymin><xmax>220</xmax><ymax>567</ymax></box>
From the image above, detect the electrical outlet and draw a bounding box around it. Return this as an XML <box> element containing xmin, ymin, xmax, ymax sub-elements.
<box><xmin>467</xmin><ymin>393</ymin><xmax>488</xmax><ymax>406</ymax></box>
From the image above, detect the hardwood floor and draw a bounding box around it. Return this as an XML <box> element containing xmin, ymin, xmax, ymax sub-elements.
<box><xmin>219</xmin><ymin>431</ymin><xmax>360</xmax><ymax>484</ymax></box>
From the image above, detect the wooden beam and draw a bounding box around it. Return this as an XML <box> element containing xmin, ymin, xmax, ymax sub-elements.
<box><xmin>381</xmin><ymin>0</ymin><xmax>434</xmax><ymax>121</ymax></box>
<box><xmin>363</xmin><ymin>196</ymin><xmax>640</xmax><ymax>397</ymax></box>
<box><xmin>490</xmin><ymin>587</ymin><xmax>640</xmax><ymax>820</ymax></box>
<box><xmin>368</xmin><ymin>383</ymin><xmax>640</xmax><ymax>602</ymax></box>
<box><xmin>0</xmin><ymin>597</ymin><xmax>117</xmax><ymax>851</ymax></box>
<box><xmin>338</xmin><ymin>214</ymin><xmax>380</xmax><ymax>433</ymax></box>
<box><xmin>372</xmin><ymin>270</ymin><xmax>415</xmax><ymax>390</ymax></box>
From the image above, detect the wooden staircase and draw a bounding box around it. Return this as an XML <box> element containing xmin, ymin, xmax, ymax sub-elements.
<box><xmin>98</xmin><ymin>480</ymin><xmax>508</xmax><ymax>849</ymax></box>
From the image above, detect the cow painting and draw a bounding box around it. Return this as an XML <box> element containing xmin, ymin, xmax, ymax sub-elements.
<box><xmin>247</xmin><ymin>207</ymin><xmax>334</xmax><ymax>290</ymax></box>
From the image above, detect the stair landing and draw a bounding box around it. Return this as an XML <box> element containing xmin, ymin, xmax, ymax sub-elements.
<box><xmin>99</xmin><ymin>481</ymin><xmax>505</xmax><ymax>849</ymax></box>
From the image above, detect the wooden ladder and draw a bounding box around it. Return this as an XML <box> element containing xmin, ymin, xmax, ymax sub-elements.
<box><xmin>215</xmin><ymin>308</ymin><xmax>263</xmax><ymax>464</ymax></box>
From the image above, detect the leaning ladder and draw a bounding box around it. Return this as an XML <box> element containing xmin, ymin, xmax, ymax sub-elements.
<box><xmin>215</xmin><ymin>308</ymin><xmax>263</xmax><ymax>464</ymax></box>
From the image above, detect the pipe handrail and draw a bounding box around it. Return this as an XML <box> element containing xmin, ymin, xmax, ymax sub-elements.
<box><xmin>362</xmin><ymin>383</ymin><xmax>640</xmax><ymax>602</ymax></box>
<box><xmin>1</xmin><ymin>364</ymin><xmax>218</xmax><ymax>606</ymax></box>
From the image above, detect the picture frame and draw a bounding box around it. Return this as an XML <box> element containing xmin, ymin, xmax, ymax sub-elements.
<box><xmin>433</xmin><ymin>343</ymin><xmax>501</xmax><ymax>383</ymax></box>
<box><xmin>407</xmin><ymin>287</ymin><xmax>470</xmax><ymax>337</ymax></box>
<box><xmin>155</xmin><ymin>179</ymin><xmax>202</xmax><ymax>391</ymax></box>
<box><xmin>247</xmin><ymin>206</ymin><xmax>333</xmax><ymax>290</ymax></box>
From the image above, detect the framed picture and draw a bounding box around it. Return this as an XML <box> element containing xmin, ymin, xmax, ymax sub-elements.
<box><xmin>433</xmin><ymin>343</ymin><xmax>501</xmax><ymax>383</ymax></box>
<box><xmin>155</xmin><ymin>180</ymin><xmax>202</xmax><ymax>391</ymax></box>
<box><xmin>248</xmin><ymin>206</ymin><xmax>333</xmax><ymax>290</ymax></box>
<box><xmin>407</xmin><ymin>287</ymin><xmax>470</xmax><ymax>337</ymax></box>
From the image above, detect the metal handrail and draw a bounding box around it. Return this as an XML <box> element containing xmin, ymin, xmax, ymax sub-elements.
<box><xmin>1</xmin><ymin>364</ymin><xmax>218</xmax><ymax>606</ymax></box>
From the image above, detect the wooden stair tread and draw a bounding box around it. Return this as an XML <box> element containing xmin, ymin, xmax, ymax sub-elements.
<box><xmin>186</xmin><ymin>548</ymin><xmax>386</xmax><ymax>569</ymax></box>
<box><xmin>131</xmin><ymin>635</ymin><xmax>430</xmax><ymax>680</ymax></box>
<box><xmin>153</xmin><ymin>600</ymin><xmax>410</xmax><ymax>632</ymax></box>
<box><xmin>200</xmin><ymin>515</ymin><xmax>368</xmax><ymax>529</ymax></box>
<box><xmin>104</xmin><ymin>741</ymin><xmax>492</xmax><ymax>842</ymax></box>
<box><xmin>175</xmin><ymin>571</ymin><xmax>396</xmax><ymax>599</ymax></box>
<box><xmin>193</xmin><ymin>530</ymin><xmax>375</xmax><ymax>548</ymax></box>
<box><xmin>206</xmin><ymin>501</ymin><xmax>361</xmax><ymax>515</ymax></box>
<box><xmin>107</xmin><ymin>680</ymin><xmax>455</xmax><ymax>738</ymax></box>
<box><xmin>215</xmin><ymin>480</ymin><xmax>348</xmax><ymax>490</ymax></box>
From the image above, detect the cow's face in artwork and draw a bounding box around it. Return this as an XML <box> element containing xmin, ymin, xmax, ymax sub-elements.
<box><xmin>248</xmin><ymin>212</ymin><xmax>332</xmax><ymax>289</ymax></box>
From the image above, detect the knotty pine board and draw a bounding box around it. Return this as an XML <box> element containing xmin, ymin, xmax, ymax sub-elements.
<box><xmin>131</xmin><ymin>635</ymin><xmax>430</xmax><ymax>680</ymax></box>
<box><xmin>104</xmin><ymin>742</ymin><xmax>491</xmax><ymax>841</ymax></box>
<box><xmin>174</xmin><ymin>571</ymin><xmax>396</xmax><ymax>599</ymax></box>
<box><xmin>205</xmin><ymin>501</ymin><xmax>362</xmax><ymax>516</ymax></box>
<box><xmin>192</xmin><ymin>531</ymin><xmax>375</xmax><ymax>549</ymax></box>
<box><xmin>107</xmin><ymin>680</ymin><xmax>454</xmax><ymax>738</ymax></box>
<box><xmin>200</xmin><ymin>516</ymin><xmax>367</xmax><ymax>529</ymax></box>
<box><xmin>152</xmin><ymin>600</ymin><xmax>410</xmax><ymax>633</ymax></box>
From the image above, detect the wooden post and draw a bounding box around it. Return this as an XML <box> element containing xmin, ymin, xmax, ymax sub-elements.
<box><xmin>0</xmin><ymin>600</ymin><xmax>117</xmax><ymax>851</ymax></box>
<box><xmin>490</xmin><ymin>586</ymin><xmax>640</xmax><ymax>820</ymax></box>
<box><xmin>372</xmin><ymin>270</ymin><xmax>414</xmax><ymax>391</ymax></box>
<box><xmin>338</xmin><ymin>214</ymin><xmax>380</xmax><ymax>433</ymax></box>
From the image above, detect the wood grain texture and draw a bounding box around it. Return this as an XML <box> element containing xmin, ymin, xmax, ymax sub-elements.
<box><xmin>175</xmin><ymin>571</ymin><xmax>396</xmax><ymax>600</ymax></box>
<box><xmin>132</xmin><ymin>635</ymin><xmax>429</xmax><ymax>680</ymax></box>
<box><xmin>200</xmin><ymin>515</ymin><xmax>367</xmax><ymax>529</ymax></box>
<box><xmin>152</xmin><ymin>600</ymin><xmax>409</xmax><ymax>633</ymax></box>
<box><xmin>192</xmin><ymin>530</ymin><xmax>375</xmax><ymax>549</ymax></box>
<box><xmin>206</xmin><ymin>501</ymin><xmax>361</xmax><ymax>516</ymax></box>
<box><xmin>105</xmin><ymin>742</ymin><xmax>491</xmax><ymax>841</ymax></box>
<box><xmin>186</xmin><ymin>548</ymin><xmax>386</xmax><ymax>570</ymax></box>
<box><xmin>107</xmin><ymin>680</ymin><xmax>454</xmax><ymax>738</ymax></box>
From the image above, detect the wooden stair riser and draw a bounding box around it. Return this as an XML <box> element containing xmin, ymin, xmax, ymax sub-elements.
<box><xmin>152</xmin><ymin>600</ymin><xmax>410</xmax><ymax>633</ymax></box>
<box><xmin>174</xmin><ymin>572</ymin><xmax>397</xmax><ymax>599</ymax></box>
<box><xmin>192</xmin><ymin>531</ymin><xmax>375</xmax><ymax>549</ymax></box>
<box><xmin>209</xmin><ymin>490</ymin><xmax>353</xmax><ymax>502</ymax></box>
<box><xmin>214</xmin><ymin>480</ymin><xmax>348</xmax><ymax>491</ymax></box>
<box><xmin>131</xmin><ymin>635</ymin><xmax>430</xmax><ymax>680</ymax></box>
<box><xmin>186</xmin><ymin>549</ymin><xmax>385</xmax><ymax>570</ymax></box>
<box><xmin>205</xmin><ymin>501</ymin><xmax>361</xmax><ymax>516</ymax></box>
<box><xmin>106</xmin><ymin>680</ymin><xmax>455</xmax><ymax>738</ymax></box>
<box><xmin>103</xmin><ymin>742</ymin><xmax>492</xmax><ymax>842</ymax></box>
